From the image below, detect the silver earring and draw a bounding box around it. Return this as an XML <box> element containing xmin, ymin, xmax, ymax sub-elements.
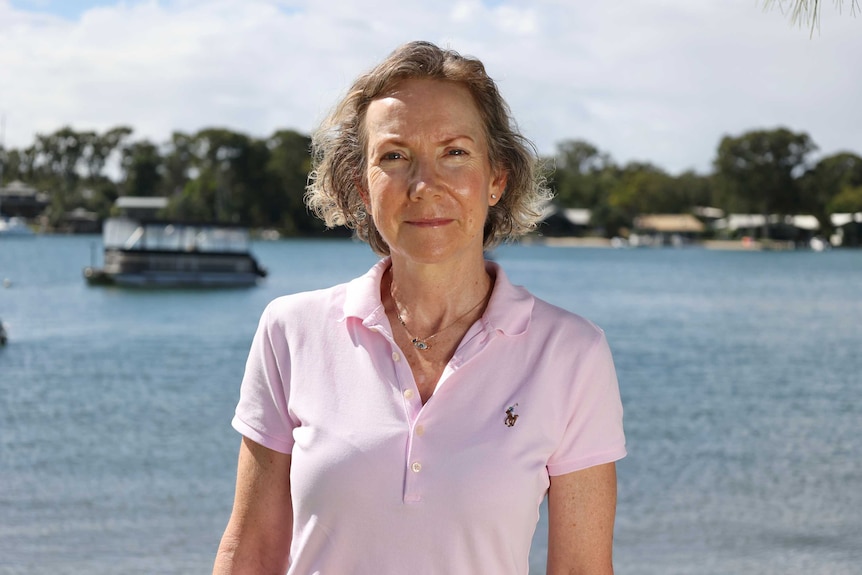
<box><xmin>491</xmin><ymin>194</ymin><xmax>497</xmax><ymax>199</ymax></box>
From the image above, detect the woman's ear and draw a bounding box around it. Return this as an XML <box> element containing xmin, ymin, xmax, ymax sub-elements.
<box><xmin>489</xmin><ymin>170</ymin><xmax>507</xmax><ymax>206</ymax></box>
<box><xmin>355</xmin><ymin>177</ymin><xmax>370</xmax><ymax>207</ymax></box>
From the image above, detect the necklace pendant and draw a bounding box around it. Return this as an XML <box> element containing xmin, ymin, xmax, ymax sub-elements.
<box><xmin>412</xmin><ymin>338</ymin><xmax>430</xmax><ymax>351</ymax></box>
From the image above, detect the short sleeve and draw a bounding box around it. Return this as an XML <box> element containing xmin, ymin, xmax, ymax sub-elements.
<box><xmin>546</xmin><ymin>329</ymin><xmax>626</xmax><ymax>476</ymax></box>
<box><xmin>231</xmin><ymin>302</ymin><xmax>297</xmax><ymax>454</ymax></box>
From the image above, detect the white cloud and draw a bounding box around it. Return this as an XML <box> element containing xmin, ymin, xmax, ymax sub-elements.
<box><xmin>0</xmin><ymin>0</ymin><xmax>860</xmax><ymax>174</ymax></box>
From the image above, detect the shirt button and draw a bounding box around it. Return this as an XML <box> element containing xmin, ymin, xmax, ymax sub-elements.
<box><xmin>411</xmin><ymin>462</ymin><xmax>422</xmax><ymax>473</ymax></box>
<box><xmin>415</xmin><ymin>425</ymin><xmax>425</xmax><ymax>436</ymax></box>
<box><xmin>392</xmin><ymin>352</ymin><xmax>401</xmax><ymax>362</ymax></box>
<box><xmin>403</xmin><ymin>389</ymin><xmax>414</xmax><ymax>400</ymax></box>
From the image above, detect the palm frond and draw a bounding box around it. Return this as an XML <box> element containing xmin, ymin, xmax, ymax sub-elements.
<box><xmin>762</xmin><ymin>0</ymin><xmax>859</xmax><ymax>34</ymax></box>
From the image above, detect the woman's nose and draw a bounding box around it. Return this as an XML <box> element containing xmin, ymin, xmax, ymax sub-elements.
<box><xmin>408</xmin><ymin>157</ymin><xmax>441</xmax><ymax>200</ymax></box>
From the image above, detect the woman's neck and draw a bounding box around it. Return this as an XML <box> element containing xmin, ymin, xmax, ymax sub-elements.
<box><xmin>385</xmin><ymin>253</ymin><xmax>492</xmax><ymax>335</ymax></box>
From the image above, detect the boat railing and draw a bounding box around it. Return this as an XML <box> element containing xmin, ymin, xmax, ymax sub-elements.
<box><xmin>105</xmin><ymin>218</ymin><xmax>250</xmax><ymax>253</ymax></box>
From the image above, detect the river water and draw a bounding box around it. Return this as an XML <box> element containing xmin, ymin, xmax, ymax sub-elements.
<box><xmin>1</xmin><ymin>236</ymin><xmax>860</xmax><ymax>574</ymax></box>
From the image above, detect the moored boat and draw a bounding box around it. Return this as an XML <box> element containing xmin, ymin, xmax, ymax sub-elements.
<box><xmin>0</xmin><ymin>216</ymin><xmax>34</xmax><ymax>237</ymax></box>
<box><xmin>83</xmin><ymin>218</ymin><xmax>267</xmax><ymax>288</ymax></box>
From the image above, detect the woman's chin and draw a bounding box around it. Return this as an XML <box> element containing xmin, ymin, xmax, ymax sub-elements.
<box><xmin>391</xmin><ymin>243</ymin><xmax>484</xmax><ymax>268</ymax></box>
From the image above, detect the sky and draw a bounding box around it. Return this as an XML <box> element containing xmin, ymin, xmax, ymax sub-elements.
<box><xmin>0</xmin><ymin>0</ymin><xmax>860</xmax><ymax>175</ymax></box>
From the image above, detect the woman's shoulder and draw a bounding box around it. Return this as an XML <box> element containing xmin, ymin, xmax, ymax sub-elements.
<box><xmin>258</xmin><ymin>260</ymin><xmax>387</xmax><ymax>329</ymax></box>
<box><xmin>260</xmin><ymin>282</ymin><xmax>350</xmax><ymax>325</ymax></box>
<box><xmin>529</xmin><ymin>294</ymin><xmax>607</xmax><ymax>344</ymax></box>
<box><xmin>488</xmin><ymin>263</ymin><xmax>606</xmax><ymax>347</ymax></box>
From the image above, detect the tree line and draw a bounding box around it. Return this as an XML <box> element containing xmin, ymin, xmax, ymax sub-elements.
<box><xmin>1</xmin><ymin>125</ymin><xmax>861</xmax><ymax>238</ymax></box>
<box><xmin>550</xmin><ymin>130</ymin><xmax>862</xmax><ymax>237</ymax></box>
<box><xmin>1</xmin><ymin>126</ymin><xmax>329</xmax><ymax>236</ymax></box>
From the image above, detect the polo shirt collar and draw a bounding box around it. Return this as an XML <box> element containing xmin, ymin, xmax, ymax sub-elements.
<box><xmin>341</xmin><ymin>258</ymin><xmax>390</xmax><ymax>325</ymax></box>
<box><xmin>341</xmin><ymin>258</ymin><xmax>534</xmax><ymax>337</ymax></box>
<box><xmin>482</xmin><ymin>260</ymin><xmax>533</xmax><ymax>337</ymax></box>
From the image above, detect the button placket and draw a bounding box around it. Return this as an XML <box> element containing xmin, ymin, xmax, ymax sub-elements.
<box><xmin>386</xmin><ymin>338</ymin><xmax>428</xmax><ymax>503</ymax></box>
<box><xmin>404</xmin><ymin>434</ymin><xmax>425</xmax><ymax>502</ymax></box>
<box><xmin>409</xmin><ymin>419</ymin><xmax>427</xmax><ymax>470</ymax></box>
<box><xmin>403</xmin><ymin>414</ymin><xmax>430</xmax><ymax>503</ymax></box>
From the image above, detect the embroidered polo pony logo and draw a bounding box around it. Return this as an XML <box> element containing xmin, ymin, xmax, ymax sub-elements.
<box><xmin>504</xmin><ymin>404</ymin><xmax>519</xmax><ymax>427</ymax></box>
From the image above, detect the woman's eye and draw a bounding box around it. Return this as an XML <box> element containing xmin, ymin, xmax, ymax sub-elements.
<box><xmin>448</xmin><ymin>149</ymin><xmax>467</xmax><ymax>156</ymax></box>
<box><xmin>381</xmin><ymin>151</ymin><xmax>403</xmax><ymax>161</ymax></box>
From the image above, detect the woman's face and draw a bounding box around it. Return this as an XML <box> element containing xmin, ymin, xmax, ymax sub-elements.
<box><xmin>363</xmin><ymin>78</ymin><xmax>506</xmax><ymax>267</ymax></box>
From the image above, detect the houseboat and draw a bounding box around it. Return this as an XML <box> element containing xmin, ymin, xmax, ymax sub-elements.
<box><xmin>83</xmin><ymin>217</ymin><xmax>267</xmax><ymax>288</ymax></box>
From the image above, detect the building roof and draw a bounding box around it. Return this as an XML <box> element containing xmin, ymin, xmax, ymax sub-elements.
<box><xmin>633</xmin><ymin>214</ymin><xmax>705</xmax><ymax>233</ymax></box>
<box><xmin>115</xmin><ymin>196</ymin><xmax>169</xmax><ymax>210</ymax></box>
<box><xmin>790</xmin><ymin>215</ymin><xmax>819</xmax><ymax>231</ymax></box>
<box><xmin>0</xmin><ymin>180</ymin><xmax>41</xmax><ymax>196</ymax></box>
<box><xmin>715</xmin><ymin>214</ymin><xmax>822</xmax><ymax>231</ymax></box>
<box><xmin>831</xmin><ymin>212</ymin><xmax>862</xmax><ymax>227</ymax></box>
<box><xmin>560</xmin><ymin>208</ymin><xmax>591</xmax><ymax>226</ymax></box>
<box><xmin>692</xmin><ymin>206</ymin><xmax>725</xmax><ymax>219</ymax></box>
<box><xmin>539</xmin><ymin>203</ymin><xmax>592</xmax><ymax>225</ymax></box>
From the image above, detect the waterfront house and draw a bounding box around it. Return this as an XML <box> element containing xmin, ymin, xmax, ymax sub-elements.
<box><xmin>0</xmin><ymin>180</ymin><xmax>49</xmax><ymax>219</ymax></box>
<box><xmin>59</xmin><ymin>207</ymin><xmax>101</xmax><ymax>234</ymax></box>
<box><xmin>538</xmin><ymin>203</ymin><xmax>592</xmax><ymax>237</ymax></box>
<box><xmin>713</xmin><ymin>214</ymin><xmax>821</xmax><ymax>244</ymax></box>
<box><xmin>630</xmin><ymin>214</ymin><xmax>705</xmax><ymax>246</ymax></box>
<box><xmin>831</xmin><ymin>212</ymin><xmax>862</xmax><ymax>247</ymax></box>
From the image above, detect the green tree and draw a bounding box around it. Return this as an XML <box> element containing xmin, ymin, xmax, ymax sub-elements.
<box><xmin>185</xmin><ymin>128</ymin><xmax>256</xmax><ymax>222</ymax></box>
<box><xmin>674</xmin><ymin>171</ymin><xmax>718</xmax><ymax>210</ymax></box>
<box><xmin>227</xmin><ymin>137</ymin><xmax>272</xmax><ymax>227</ymax></box>
<box><xmin>80</xmin><ymin>126</ymin><xmax>133</xmax><ymax>180</ymax></box>
<box><xmin>29</xmin><ymin>127</ymin><xmax>89</xmax><ymax>224</ymax></box>
<box><xmin>801</xmin><ymin>152</ymin><xmax>862</xmax><ymax>233</ymax></box>
<box><xmin>161</xmin><ymin>131</ymin><xmax>195</xmax><ymax>197</ymax></box>
<box><xmin>264</xmin><ymin>129</ymin><xmax>321</xmax><ymax>234</ymax></box>
<box><xmin>551</xmin><ymin>139</ymin><xmax>614</xmax><ymax>208</ymax></box>
<box><xmin>0</xmin><ymin>148</ymin><xmax>32</xmax><ymax>182</ymax></box>
<box><xmin>714</xmin><ymin>128</ymin><xmax>817</xmax><ymax>218</ymax></box>
<box><xmin>121</xmin><ymin>140</ymin><xmax>163</xmax><ymax>198</ymax></box>
<box><xmin>171</xmin><ymin>175</ymin><xmax>219</xmax><ymax>221</ymax></box>
<box><xmin>77</xmin><ymin>127</ymin><xmax>133</xmax><ymax>219</ymax></box>
<box><xmin>607</xmin><ymin>163</ymin><xmax>680</xmax><ymax>217</ymax></box>
<box><xmin>828</xmin><ymin>185</ymin><xmax>862</xmax><ymax>213</ymax></box>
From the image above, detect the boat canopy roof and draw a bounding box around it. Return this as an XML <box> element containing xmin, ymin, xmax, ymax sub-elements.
<box><xmin>104</xmin><ymin>218</ymin><xmax>251</xmax><ymax>252</ymax></box>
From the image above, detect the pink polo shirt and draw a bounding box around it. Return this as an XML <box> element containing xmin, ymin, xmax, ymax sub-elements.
<box><xmin>233</xmin><ymin>259</ymin><xmax>626</xmax><ymax>574</ymax></box>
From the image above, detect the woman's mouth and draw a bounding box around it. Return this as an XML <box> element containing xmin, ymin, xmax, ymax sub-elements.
<box><xmin>407</xmin><ymin>218</ymin><xmax>453</xmax><ymax>228</ymax></box>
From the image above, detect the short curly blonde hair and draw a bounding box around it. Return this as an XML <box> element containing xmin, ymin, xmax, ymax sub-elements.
<box><xmin>305</xmin><ymin>40</ymin><xmax>551</xmax><ymax>255</ymax></box>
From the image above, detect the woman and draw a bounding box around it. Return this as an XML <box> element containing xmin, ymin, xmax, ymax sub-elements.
<box><xmin>214</xmin><ymin>41</ymin><xmax>626</xmax><ymax>575</ymax></box>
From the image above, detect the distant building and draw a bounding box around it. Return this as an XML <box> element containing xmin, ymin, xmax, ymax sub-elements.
<box><xmin>538</xmin><ymin>203</ymin><xmax>592</xmax><ymax>236</ymax></box>
<box><xmin>631</xmin><ymin>214</ymin><xmax>705</xmax><ymax>246</ymax></box>
<box><xmin>60</xmin><ymin>207</ymin><xmax>101</xmax><ymax>234</ymax></box>
<box><xmin>713</xmin><ymin>214</ymin><xmax>820</xmax><ymax>243</ymax></box>
<box><xmin>831</xmin><ymin>212</ymin><xmax>862</xmax><ymax>247</ymax></box>
<box><xmin>0</xmin><ymin>180</ymin><xmax>50</xmax><ymax>218</ymax></box>
<box><xmin>692</xmin><ymin>206</ymin><xmax>725</xmax><ymax>221</ymax></box>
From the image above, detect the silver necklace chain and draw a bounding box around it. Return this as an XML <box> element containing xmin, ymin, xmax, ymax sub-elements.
<box><xmin>391</xmin><ymin>286</ymin><xmax>489</xmax><ymax>351</ymax></box>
